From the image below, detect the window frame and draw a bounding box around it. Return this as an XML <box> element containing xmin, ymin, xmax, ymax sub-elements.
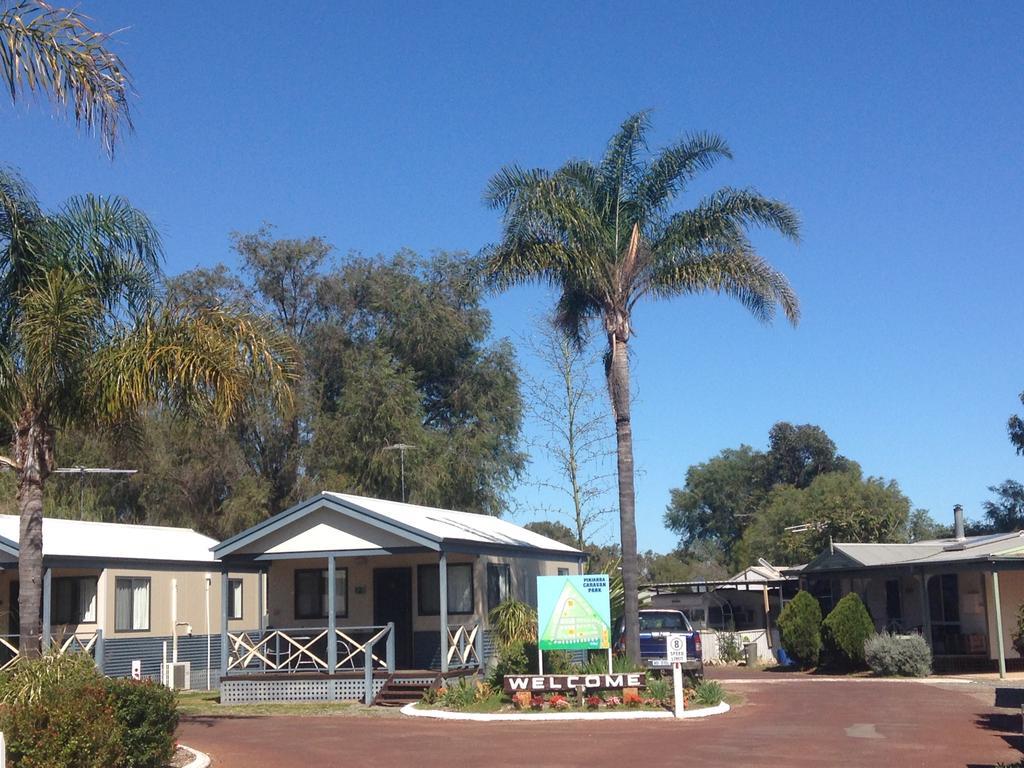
<box><xmin>293</xmin><ymin>568</ymin><xmax>349</xmax><ymax>620</ymax></box>
<box><xmin>227</xmin><ymin>578</ymin><xmax>244</xmax><ymax>621</ymax></box>
<box><xmin>51</xmin><ymin>576</ymin><xmax>98</xmax><ymax>626</ymax></box>
<box><xmin>114</xmin><ymin>576</ymin><xmax>151</xmax><ymax>633</ymax></box>
<box><xmin>487</xmin><ymin>563</ymin><xmax>512</xmax><ymax>612</ymax></box>
<box><xmin>417</xmin><ymin>563</ymin><xmax>474</xmax><ymax>616</ymax></box>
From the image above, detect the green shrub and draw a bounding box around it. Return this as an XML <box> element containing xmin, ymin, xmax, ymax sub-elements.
<box><xmin>694</xmin><ymin>680</ymin><xmax>725</xmax><ymax>707</ymax></box>
<box><xmin>645</xmin><ymin>677</ymin><xmax>671</xmax><ymax>704</ymax></box>
<box><xmin>487</xmin><ymin>641</ymin><xmax>530</xmax><ymax>689</ymax></box>
<box><xmin>864</xmin><ymin>632</ymin><xmax>932</xmax><ymax>677</ymax></box>
<box><xmin>822</xmin><ymin>593</ymin><xmax>875</xmax><ymax>668</ymax></box>
<box><xmin>434</xmin><ymin>678</ymin><xmax>478</xmax><ymax>710</ymax></box>
<box><xmin>718</xmin><ymin>632</ymin><xmax>744</xmax><ymax>663</ymax></box>
<box><xmin>578</xmin><ymin>653</ymin><xmax>645</xmax><ymax>675</ymax></box>
<box><xmin>0</xmin><ymin>653</ymin><xmax>124</xmax><ymax>768</ymax></box>
<box><xmin>777</xmin><ymin>590</ymin><xmax>823</xmax><ymax>668</ymax></box>
<box><xmin>488</xmin><ymin>599</ymin><xmax>537</xmax><ymax>647</ymax></box>
<box><xmin>105</xmin><ymin>678</ymin><xmax>179</xmax><ymax>768</ymax></box>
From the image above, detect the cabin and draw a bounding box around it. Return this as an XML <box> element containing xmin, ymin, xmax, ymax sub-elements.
<box><xmin>212</xmin><ymin>492</ymin><xmax>585</xmax><ymax>704</ymax></box>
<box><xmin>801</xmin><ymin>508</ymin><xmax>1024</xmax><ymax>676</ymax></box>
<box><xmin>0</xmin><ymin>514</ymin><xmax>259</xmax><ymax>689</ymax></box>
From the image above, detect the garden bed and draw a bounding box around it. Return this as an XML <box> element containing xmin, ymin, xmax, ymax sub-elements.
<box><xmin>402</xmin><ymin>700</ymin><xmax>730</xmax><ymax>721</ymax></box>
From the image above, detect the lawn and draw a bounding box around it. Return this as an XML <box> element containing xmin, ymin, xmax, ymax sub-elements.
<box><xmin>176</xmin><ymin>691</ymin><xmax>401</xmax><ymax>718</ymax></box>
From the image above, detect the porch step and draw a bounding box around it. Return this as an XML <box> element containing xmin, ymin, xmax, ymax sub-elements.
<box><xmin>372</xmin><ymin>675</ymin><xmax>437</xmax><ymax>707</ymax></box>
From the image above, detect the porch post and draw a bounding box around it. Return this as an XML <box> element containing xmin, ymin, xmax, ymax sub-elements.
<box><xmin>257</xmin><ymin>569</ymin><xmax>265</xmax><ymax>632</ymax></box>
<box><xmin>327</xmin><ymin>555</ymin><xmax>337</xmax><ymax>674</ymax></box>
<box><xmin>219</xmin><ymin>571</ymin><xmax>229</xmax><ymax>681</ymax></box>
<box><xmin>918</xmin><ymin>569</ymin><xmax>931</xmax><ymax>649</ymax></box>
<box><xmin>386</xmin><ymin>622</ymin><xmax>395</xmax><ymax>672</ymax></box>
<box><xmin>41</xmin><ymin>566</ymin><xmax>52</xmax><ymax>652</ymax></box>
<box><xmin>992</xmin><ymin>570</ymin><xmax>1007</xmax><ymax>679</ymax></box>
<box><xmin>439</xmin><ymin>551</ymin><xmax>449</xmax><ymax>674</ymax></box>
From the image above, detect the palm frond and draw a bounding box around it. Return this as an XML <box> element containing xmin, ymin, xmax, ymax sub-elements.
<box><xmin>648</xmin><ymin>246</ymin><xmax>800</xmax><ymax>325</ymax></box>
<box><xmin>599</xmin><ymin>110</ymin><xmax>650</xmax><ymax>194</ymax></box>
<box><xmin>47</xmin><ymin>193</ymin><xmax>162</xmax><ymax>317</ymax></box>
<box><xmin>633</xmin><ymin>131</ymin><xmax>732</xmax><ymax>215</ymax></box>
<box><xmin>18</xmin><ymin>267</ymin><xmax>100</xmax><ymax>406</ymax></box>
<box><xmin>0</xmin><ymin>0</ymin><xmax>132</xmax><ymax>155</ymax></box>
<box><xmin>87</xmin><ymin>303</ymin><xmax>300</xmax><ymax>428</ymax></box>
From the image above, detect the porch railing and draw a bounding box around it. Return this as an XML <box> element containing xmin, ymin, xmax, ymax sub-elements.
<box><xmin>0</xmin><ymin>629</ymin><xmax>104</xmax><ymax>672</ymax></box>
<box><xmin>446</xmin><ymin>622</ymin><xmax>483</xmax><ymax>670</ymax></box>
<box><xmin>226</xmin><ymin>624</ymin><xmax>395</xmax><ymax>677</ymax></box>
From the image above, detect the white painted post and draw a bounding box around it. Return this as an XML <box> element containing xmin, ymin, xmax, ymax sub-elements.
<box><xmin>1</xmin><ymin>730</ymin><xmax>6</xmax><ymax>768</ymax></box>
<box><xmin>993</xmin><ymin>571</ymin><xmax>1007</xmax><ymax>680</ymax></box>
<box><xmin>439</xmin><ymin>552</ymin><xmax>449</xmax><ymax>674</ymax></box>
<box><xmin>219</xmin><ymin>572</ymin><xmax>229</xmax><ymax>681</ymax></box>
<box><xmin>673</xmin><ymin>662</ymin><xmax>685</xmax><ymax>718</ymax></box>
<box><xmin>327</xmin><ymin>556</ymin><xmax>337</xmax><ymax>674</ymax></box>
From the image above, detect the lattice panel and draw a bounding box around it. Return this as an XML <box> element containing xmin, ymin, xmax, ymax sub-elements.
<box><xmin>222</xmin><ymin>678</ymin><xmax>333</xmax><ymax>704</ymax></box>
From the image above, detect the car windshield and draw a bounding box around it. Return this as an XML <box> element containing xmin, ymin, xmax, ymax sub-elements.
<box><xmin>638</xmin><ymin>612</ymin><xmax>689</xmax><ymax>632</ymax></box>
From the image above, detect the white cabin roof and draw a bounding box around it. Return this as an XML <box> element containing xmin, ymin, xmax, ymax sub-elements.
<box><xmin>215</xmin><ymin>492</ymin><xmax>584</xmax><ymax>560</ymax></box>
<box><xmin>0</xmin><ymin>515</ymin><xmax>218</xmax><ymax>563</ymax></box>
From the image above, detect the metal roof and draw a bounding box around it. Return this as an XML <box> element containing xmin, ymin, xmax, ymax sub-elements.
<box><xmin>804</xmin><ymin>531</ymin><xmax>1024</xmax><ymax>572</ymax></box>
<box><xmin>215</xmin><ymin>492</ymin><xmax>584</xmax><ymax>559</ymax></box>
<box><xmin>0</xmin><ymin>515</ymin><xmax>218</xmax><ymax>564</ymax></box>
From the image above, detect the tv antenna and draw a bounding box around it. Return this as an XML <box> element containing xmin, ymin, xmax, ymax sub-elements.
<box><xmin>52</xmin><ymin>466</ymin><xmax>138</xmax><ymax>520</ymax></box>
<box><xmin>382</xmin><ymin>444</ymin><xmax>416</xmax><ymax>503</ymax></box>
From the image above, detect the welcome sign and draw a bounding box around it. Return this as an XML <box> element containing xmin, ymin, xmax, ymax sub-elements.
<box><xmin>536</xmin><ymin>574</ymin><xmax>611</xmax><ymax>651</ymax></box>
<box><xmin>502</xmin><ymin>673</ymin><xmax>645</xmax><ymax>694</ymax></box>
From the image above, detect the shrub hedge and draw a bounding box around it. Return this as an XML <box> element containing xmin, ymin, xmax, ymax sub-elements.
<box><xmin>864</xmin><ymin>632</ymin><xmax>932</xmax><ymax>677</ymax></box>
<box><xmin>0</xmin><ymin>654</ymin><xmax>179</xmax><ymax>768</ymax></box>
<box><xmin>777</xmin><ymin>590</ymin><xmax>823</xmax><ymax>668</ymax></box>
<box><xmin>822</xmin><ymin>592</ymin><xmax>875</xmax><ymax>668</ymax></box>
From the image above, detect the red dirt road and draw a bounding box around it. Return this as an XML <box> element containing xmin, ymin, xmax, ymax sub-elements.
<box><xmin>179</xmin><ymin>675</ymin><xmax>1024</xmax><ymax>767</ymax></box>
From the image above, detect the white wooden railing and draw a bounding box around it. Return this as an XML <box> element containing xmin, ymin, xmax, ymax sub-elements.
<box><xmin>227</xmin><ymin>625</ymin><xmax>394</xmax><ymax>675</ymax></box>
<box><xmin>0</xmin><ymin>629</ymin><xmax>103</xmax><ymax>673</ymax></box>
<box><xmin>446</xmin><ymin>622</ymin><xmax>482</xmax><ymax>669</ymax></box>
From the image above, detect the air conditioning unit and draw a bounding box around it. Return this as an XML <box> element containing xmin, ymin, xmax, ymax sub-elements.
<box><xmin>165</xmin><ymin>661</ymin><xmax>191</xmax><ymax>690</ymax></box>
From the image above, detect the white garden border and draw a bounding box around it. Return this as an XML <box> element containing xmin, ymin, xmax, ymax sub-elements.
<box><xmin>400</xmin><ymin>701</ymin><xmax>730</xmax><ymax>722</ymax></box>
<box><xmin>177</xmin><ymin>743</ymin><xmax>212</xmax><ymax>768</ymax></box>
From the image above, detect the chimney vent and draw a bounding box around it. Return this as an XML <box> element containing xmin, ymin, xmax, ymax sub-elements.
<box><xmin>954</xmin><ymin>504</ymin><xmax>965</xmax><ymax>541</ymax></box>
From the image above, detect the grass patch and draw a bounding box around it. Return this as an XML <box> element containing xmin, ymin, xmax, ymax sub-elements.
<box><xmin>176</xmin><ymin>691</ymin><xmax>400</xmax><ymax>718</ymax></box>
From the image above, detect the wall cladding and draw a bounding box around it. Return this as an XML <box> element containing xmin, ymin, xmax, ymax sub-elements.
<box><xmin>103</xmin><ymin>633</ymin><xmax>221</xmax><ymax>684</ymax></box>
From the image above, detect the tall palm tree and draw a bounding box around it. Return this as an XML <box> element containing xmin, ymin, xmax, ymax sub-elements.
<box><xmin>1</xmin><ymin>1</ymin><xmax>132</xmax><ymax>155</ymax></box>
<box><xmin>484</xmin><ymin>112</ymin><xmax>800</xmax><ymax>662</ymax></box>
<box><xmin>0</xmin><ymin>167</ymin><xmax>298</xmax><ymax>653</ymax></box>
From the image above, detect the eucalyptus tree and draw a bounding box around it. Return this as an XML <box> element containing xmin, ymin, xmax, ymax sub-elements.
<box><xmin>1</xmin><ymin>0</ymin><xmax>132</xmax><ymax>155</ymax></box>
<box><xmin>484</xmin><ymin>112</ymin><xmax>800</xmax><ymax>661</ymax></box>
<box><xmin>0</xmin><ymin>168</ymin><xmax>297</xmax><ymax>652</ymax></box>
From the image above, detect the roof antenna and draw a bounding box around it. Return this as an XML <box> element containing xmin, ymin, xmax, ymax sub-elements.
<box><xmin>53</xmin><ymin>467</ymin><xmax>137</xmax><ymax>520</ymax></box>
<box><xmin>382</xmin><ymin>444</ymin><xmax>416</xmax><ymax>503</ymax></box>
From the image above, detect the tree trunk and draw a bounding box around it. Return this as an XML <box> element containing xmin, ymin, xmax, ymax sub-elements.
<box><xmin>14</xmin><ymin>412</ymin><xmax>53</xmax><ymax>657</ymax></box>
<box><xmin>607</xmin><ymin>334</ymin><xmax>641</xmax><ymax>664</ymax></box>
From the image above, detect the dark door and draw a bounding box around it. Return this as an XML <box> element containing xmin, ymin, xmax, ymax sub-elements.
<box><xmin>7</xmin><ymin>581</ymin><xmax>18</xmax><ymax>635</ymax></box>
<box><xmin>373</xmin><ymin>568</ymin><xmax>413</xmax><ymax>668</ymax></box>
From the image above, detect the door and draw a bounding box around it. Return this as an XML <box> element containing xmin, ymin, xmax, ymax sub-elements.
<box><xmin>373</xmin><ymin>568</ymin><xmax>413</xmax><ymax>669</ymax></box>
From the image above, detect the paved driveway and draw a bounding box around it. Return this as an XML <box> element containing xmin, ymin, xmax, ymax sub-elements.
<box><xmin>179</xmin><ymin>671</ymin><xmax>1024</xmax><ymax>767</ymax></box>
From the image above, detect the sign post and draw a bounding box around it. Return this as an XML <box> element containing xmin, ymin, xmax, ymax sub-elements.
<box><xmin>666</xmin><ymin>633</ymin><xmax>687</xmax><ymax>718</ymax></box>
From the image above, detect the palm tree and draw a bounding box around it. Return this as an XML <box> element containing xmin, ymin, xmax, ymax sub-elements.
<box><xmin>484</xmin><ymin>112</ymin><xmax>800</xmax><ymax>662</ymax></box>
<box><xmin>0</xmin><ymin>167</ymin><xmax>298</xmax><ymax>653</ymax></box>
<box><xmin>1</xmin><ymin>1</ymin><xmax>132</xmax><ymax>155</ymax></box>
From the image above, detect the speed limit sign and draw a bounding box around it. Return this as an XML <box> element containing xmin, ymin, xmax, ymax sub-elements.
<box><xmin>666</xmin><ymin>633</ymin><xmax>688</xmax><ymax>664</ymax></box>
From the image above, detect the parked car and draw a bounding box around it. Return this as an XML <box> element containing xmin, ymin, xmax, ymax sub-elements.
<box><xmin>613</xmin><ymin>609</ymin><xmax>704</xmax><ymax>680</ymax></box>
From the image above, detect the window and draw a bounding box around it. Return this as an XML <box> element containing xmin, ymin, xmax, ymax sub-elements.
<box><xmin>227</xmin><ymin>578</ymin><xmax>244</xmax><ymax>620</ymax></box>
<box><xmin>418</xmin><ymin>563</ymin><xmax>473</xmax><ymax>615</ymax></box>
<box><xmin>294</xmin><ymin>568</ymin><xmax>347</xmax><ymax>620</ymax></box>
<box><xmin>557</xmin><ymin>567</ymin><xmax>570</xmax><ymax>577</ymax></box>
<box><xmin>885</xmin><ymin>579</ymin><xmax>902</xmax><ymax>624</ymax></box>
<box><xmin>487</xmin><ymin>564</ymin><xmax>511</xmax><ymax>611</ymax></box>
<box><xmin>52</xmin><ymin>576</ymin><xmax>97</xmax><ymax>625</ymax></box>
<box><xmin>115</xmin><ymin>577</ymin><xmax>150</xmax><ymax>632</ymax></box>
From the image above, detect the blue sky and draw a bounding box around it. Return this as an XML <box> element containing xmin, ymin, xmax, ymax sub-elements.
<box><xmin>3</xmin><ymin>1</ymin><xmax>1023</xmax><ymax>551</ymax></box>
